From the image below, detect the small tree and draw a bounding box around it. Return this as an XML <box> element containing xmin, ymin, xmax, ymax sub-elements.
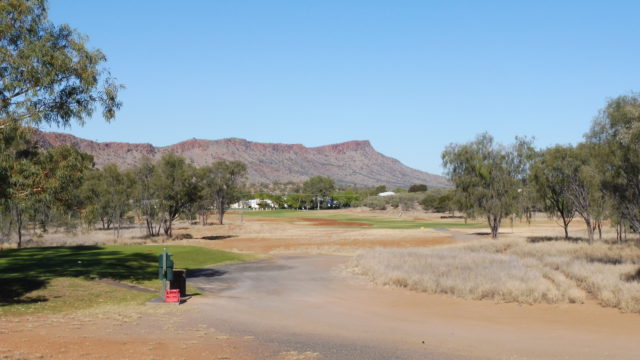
<box><xmin>442</xmin><ymin>133</ymin><xmax>534</xmax><ymax>239</ymax></box>
<box><xmin>530</xmin><ymin>146</ymin><xmax>576</xmax><ymax>239</ymax></box>
<box><xmin>152</xmin><ymin>153</ymin><xmax>200</xmax><ymax>237</ymax></box>
<box><xmin>91</xmin><ymin>164</ymin><xmax>133</xmax><ymax>237</ymax></box>
<box><xmin>586</xmin><ymin>94</ymin><xmax>640</xmax><ymax>235</ymax></box>
<box><xmin>420</xmin><ymin>189</ymin><xmax>455</xmax><ymax>214</ymax></box>
<box><xmin>372</xmin><ymin>185</ymin><xmax>387</xmax><ymax>195</ymax></box>
<box><xmin>132</xmin><ymin>157</ymin><xmax>161</xmax><ymax>236</ymax></box>
<box><xmin>408</xmin><ymin>184</ymin><xmax>428</xmax><ymax>193</ymax></box>
<box><xmin>332</xmin><ymin>190</ymin><xmax>359</xmax><ymax>208</ymax></box>
<box><xmin>302</xmin><ymin>176</ymin><xmax>335</xmax><ymax>210</ymax></box>
<box><xmin>561</xmin><ymin>144</ymin><xmax>605</xmax><ymax>244</ymax></box>
<box><xmin>201</xmin><ymin>160</ymin><xmax>247</xmax><ymax>225</ymax></box>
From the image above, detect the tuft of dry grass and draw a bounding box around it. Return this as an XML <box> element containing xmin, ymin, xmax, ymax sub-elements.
<box><xmin>348</xmin><ymin>239</ymin><xmax>640</xmax><ymax>312</ymax></box>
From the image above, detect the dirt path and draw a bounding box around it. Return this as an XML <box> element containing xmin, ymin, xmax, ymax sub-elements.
<box><xmin>189</xmin><ymin>255</ymin><xmax>640</xmax><ymax>360</ymax></box>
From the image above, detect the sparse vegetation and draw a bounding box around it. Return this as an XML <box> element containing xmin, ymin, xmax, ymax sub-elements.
<box><xmin>349</xmin><ymin>239</ymin><xmax>640</xmax><ymax>312</ymax></box>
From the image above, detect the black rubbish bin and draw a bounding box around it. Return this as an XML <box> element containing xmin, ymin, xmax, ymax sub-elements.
<box><xmin>170</xmin><ymin>269</ymin><xmax>187</xmax><ymax>297</ymax></box>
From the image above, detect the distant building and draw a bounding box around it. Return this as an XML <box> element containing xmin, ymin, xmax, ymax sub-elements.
<box><xmin>377</xmin><ymin>191</ymin><xmax>396</xmax><ymax>197</ymax></box>
<box><xmin>230</xmin><ymin>199</ymin><xmax>276</xmax><ymax>209</ymax></box>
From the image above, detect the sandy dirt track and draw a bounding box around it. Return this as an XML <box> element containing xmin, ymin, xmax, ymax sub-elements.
<box><xmin>188</xmin><ymin>255</ymin><xmax>640</xmax><ymax>360</ymax></box>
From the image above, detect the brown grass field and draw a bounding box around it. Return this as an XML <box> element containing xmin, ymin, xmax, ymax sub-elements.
<box><xmin>1</xmin><ymin>208</ymin><xmax>639</xmax><ymax>359</ymax></box>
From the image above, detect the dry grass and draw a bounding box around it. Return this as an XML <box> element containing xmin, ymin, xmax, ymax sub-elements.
<box><xmin>348</xmin><ymin>239</ymin><xmax>640</xmax><ymax>312</ymax></box>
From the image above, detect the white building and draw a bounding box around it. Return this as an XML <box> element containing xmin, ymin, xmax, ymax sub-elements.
<box><xmin>377</xmin><ymin>191</ymin><xmax>396</xmax><ymax>197</ymax></box>
<box><xmin>230</xmin><ymin>199</ymin><xmax>276</xmax><ymax>210</ymax></box>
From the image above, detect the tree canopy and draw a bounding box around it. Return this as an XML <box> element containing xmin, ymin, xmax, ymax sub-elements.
<box><xmin>302</xmin><ymin>176</ymin><xmax>335</xmax><ymax>210</ymax></box>
<box><xmin>442</xmin><ymin>133</ymin><xmax>534</xmax><ymax>239</ymax></box>
<box><xmin>530</xmin><ymin>145</ymin><xmax>576</xmax><ymax>239</ymax></box>
<box><xmin>1</xmin><ymin>0</ymin><xmax>122</xmax><ymax>127</ymax></box>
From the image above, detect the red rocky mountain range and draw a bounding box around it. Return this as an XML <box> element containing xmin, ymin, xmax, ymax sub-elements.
<box><xmin>33</xmin><ymin>130</ymin><xmax>449</xmax><ymax>188</ymax></box>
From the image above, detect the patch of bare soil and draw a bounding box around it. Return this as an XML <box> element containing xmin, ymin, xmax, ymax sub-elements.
<box><xmin>176</xmin><ymin>219</ymin><xmax>455</xmax><ymax>254</ymax></box>
<box><xmin>291</xmin><ymin>217</ymin><xmax>372</xmax><ymax>227</ymax></box>
<box><xmin>0</xmin><ymin>306</ymin><xmax>318</xmax><ymax>360</ymax></box>
<box><xmin>0</xmin><ymin>308</ymin><xmax>256</xmax><ymax>360</ymax></box>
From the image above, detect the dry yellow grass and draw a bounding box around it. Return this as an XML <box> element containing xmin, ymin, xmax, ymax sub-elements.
<box><xmin>348</xmin><ymin>239</ymin><xmax>640</xmax><ymax>312</ymax></box>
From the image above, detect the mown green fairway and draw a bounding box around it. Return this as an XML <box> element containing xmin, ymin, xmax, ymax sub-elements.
<box><xmin>240</xmin><ymin>209</ymin><xmax>479</xmax><ymax>229</ymax></box>
<box><xmin>0</xmin><ymin>245</ymin><xmax>247</xmax><ymax>316</ymax></box>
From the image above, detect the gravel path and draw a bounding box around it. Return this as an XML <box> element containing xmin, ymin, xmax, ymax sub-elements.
<box><xmin>188</xmin><ymin>256</ymin><xmax>468</xmax><ymax>360</ymax></box>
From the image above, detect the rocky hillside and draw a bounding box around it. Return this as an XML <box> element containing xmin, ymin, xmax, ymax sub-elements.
<box><xmin>33</xmin><ymin>130</ymin><xmax>449</xmax><ymax>188</ymax></box>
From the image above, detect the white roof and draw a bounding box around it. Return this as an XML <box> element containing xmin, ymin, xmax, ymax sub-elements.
<box><xmin>378</xmin><ymin>191</ymin><xmax>396</xmax><ymax>197</ymax></box>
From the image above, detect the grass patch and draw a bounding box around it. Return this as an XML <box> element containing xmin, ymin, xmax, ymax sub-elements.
<box><xmin>349</xmin><ymin>240</ymin><xmax>640</xmax><ymax>312</ymax></box>
<box><xmin>0</xmin><ymin>245</ymin><xmax>247</xmax><ymax>316</ymax></box>
<box><xmin>241</xmin><ymin>209</ymin><xmax>479</xmax><ymax>229</ymax></box>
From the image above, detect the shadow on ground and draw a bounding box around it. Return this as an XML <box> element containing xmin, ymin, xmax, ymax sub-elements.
<box><xmin>200</xmin><ymin>235</ymin><xmax>236</xmax><ymax>241</ymax></box>
<box><xmin>0</xmin><ymin>246</ymin><xmax>157</xmax><ymax>305</ymax></box>
<box><xmin>527</xmin><ymin>236</ymin><xmax>585</xmax><ymax>243</ymax></box>
<box><xmin>625</xmin><ymin>267</ymin><xmax>640</xmax><ymax>282</ymax></box>
<box><xmin>188</xmin><ymin>268</ymin><xmax>227</xmax><ymax>278</ymax></box>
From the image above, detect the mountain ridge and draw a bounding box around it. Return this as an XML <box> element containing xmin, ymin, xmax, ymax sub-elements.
<box><xmin>33</xmin><ymin>130</ymin><xmax>449</xmax><ymax>188</ymax></box>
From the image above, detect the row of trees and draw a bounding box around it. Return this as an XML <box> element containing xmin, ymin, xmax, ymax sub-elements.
<box><xmin>442</xmin><ymin>94</ymin><xmax>640</xmax><ymax>243</ymax></box>
<box><xmin>80</xmin><ymin>155</ymin><xmax>247</xmax><ymax>238</ymax></box>
<box><xmin>1</xmin><ymin>142</ymin><xmax>248</xmax><ymax>246</ymax></box>
<box><xmin>0</xmin><ymin>125</ymin><xmax>94</xmax><ymax>247</ymax></box>
<box><xmin>250</xmin><ymin>176</ymin><xmax>430</xmax><ymax>211</ymax></box>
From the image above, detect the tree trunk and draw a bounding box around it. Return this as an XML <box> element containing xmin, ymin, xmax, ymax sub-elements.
<box><xmin>145</xmin><ymin>218</ymin><xmax>153</xmax><ymax>236</ymax></box>
<box><xmin>487</xmin><ymin>214</ymin><xmax>501</xmax><ymax>239</ymax></box>
<box><xmin>217</xmin><ymin>198</ymin><xmax>225</xmax><ymax>225</ymax></box>
<box><xmin>163</xmin><ymin>218</ymin><xmax>172</xmax><ymax>237</ymax></box>
<box><xmin>616</xmin><ymin>222</ymin><xmax>621</xmax><ymax>243</ymax></box>
<box><xmin>116</xmin><ymin>212</ymin><xmax>121</xmax><ymax>239</ymax></box>
<box><xmin>585</xmin><ymin>218</ymin><xmax>594</xmax><ymax>244</ymax></box>
<box><xmin>16</xmin><ymin>207</ymin><xmax>22</xmax><ymax>249</ymax></box>
<box><xmin>561</xmin><ymin>214</ymin><xmax>570</xmax><ymax>240</ymax></box>
<box><xmin>200</xmin><ymin>210</ymin><xmax>207</xmax><ymax>226</ymax></box>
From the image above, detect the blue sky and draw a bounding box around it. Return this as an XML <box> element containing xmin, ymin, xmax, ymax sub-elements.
<box><xmin>44</xmin><ymin>1</ymin><xmax>640</xmax><ymax>175</ymax></box>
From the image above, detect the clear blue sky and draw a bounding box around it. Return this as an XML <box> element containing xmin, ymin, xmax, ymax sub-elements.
<box><xmin>44</xmin><ymin>0</ymin><xmax>640</xmax><ymax>175</ymax></box>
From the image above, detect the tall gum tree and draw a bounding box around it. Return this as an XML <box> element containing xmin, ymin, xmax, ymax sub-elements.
<box><xmin>1</xmin><ymin>0</ymin><xmax>122</xmax><ymax>245</ymax></box>
<box><xmin>1</xmin><ymin>0</ymin><xmax>122</xmax><ymax>128</ymax></box>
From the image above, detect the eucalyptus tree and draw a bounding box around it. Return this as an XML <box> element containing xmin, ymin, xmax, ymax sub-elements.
<box><xmin>559</xmin><ymin>144</ymin><xmax>606</xmax><ymax>244</ymax></box>
<box><xmin>81</xmin><ymin>164</ymin><xmax>133</xmax><ymax>237</ymax></box>
<box><xmin>1</xmin><ymin>0</ymin><xmax>121</xmax><ymax>244</ymax></box>
<box><xmin>152</xmin><ymin>153</ymin><xmax>200</xmax><ymax>237</ymax></box>
<box><xmin>4</xmin><ymin>143</ymin><xmax>91</xmax><ymax>247</ymax></box>
<box><xmin>132</xmin><ymin>157</ymin><xmax>161</xmax><ymax>236</ymax></box>
<box><xmin>442</xmin><ymin>133</ymin><xmax>534</xmax><ymax>239</ymax></box>
<box><xmin>200</xmin><ymin>160</ymin><xmax>247</xmax><ymax>225</ymax></box>
<box><xmin>38</xmin><ymin>145</ymin><xmax>93</xmax><ymax>228</ymax></box>
<box><xmin>586</xmin><ymin>94</ymin><xmax>640</xmax><ymax>235</ymax></box>
<box><xmin>530</xmin><ymin>145</ymin><xmax>576</xmax><ymax>239</ymax></box>
<box><xmin>3</xmin><ymin>130</ymin><xmax>43</xmax><ymax>247</ymax></box>
<box><xmin>302</xmin><ymin>176</ymin><xmax>335</xmax><ymax>210</ymax></box>
<box><xmin>1</xmin><ymin>0</ymin><xmax>122</xmax><ymax>128</ymax></box>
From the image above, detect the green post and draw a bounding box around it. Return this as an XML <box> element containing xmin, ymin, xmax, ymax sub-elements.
<box><xmin>162</xmin><ymin>248</ymin><xmax>167</xmax><ymax>301</ymax></box>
